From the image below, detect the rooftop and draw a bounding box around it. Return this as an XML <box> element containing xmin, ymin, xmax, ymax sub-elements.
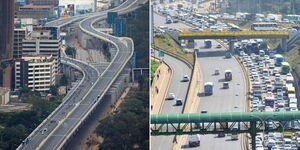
<box><xmin>21</xmin><ymin>4</ymin><xmax>53</xmax><ymax>9</ymax></box>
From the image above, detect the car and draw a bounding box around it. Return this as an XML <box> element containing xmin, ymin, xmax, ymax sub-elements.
<box><xmin>217</xmin><ymin>132</ymin><xmax>225</xmax><ymax>137</ymax></box>
<box><xmin>269</xmin><ymin>64</ymin><xmax>275</xmax><ymax>69</ymax></box>
<box><xmin>266</xmin><ymin>84</ymin><xmax>273</xmax><ymax>91</ymax></box>
<box><xmin>231</xmin><ymin>133</ymin><xmax>238</xmax><ymax>140</ymax></box>
<box><xmin>188</xmin><ymin>134</ymin><xmax>200</xmax><ymax>147</ymax></box>
<box><xmin>201</xmin><ymin>110</ymin><xmax>208</xmax><ymax>113</ymax></box>
<box><xmin>167</xmin><ymin>93</ymin><xmax>175</xmax><ymax>100</ymax></box>
<box><xmin>182</xmin><ymin>75</ymin><xmax>190</xmax><ymax>82</ymax></box>
<box><xmin>214</xmin><ymin>69</ymin><xmax>220</xmax><ymax>75</ymax></box>
<box><xmin>175</xmin><ymin>99</ymin><xmax>183</xmax><ymax>106</ymax></box>
<box><xmin>41</xmin><ymin>128</ymin><xmax>48</xmax><ymax>135</ymax></box>
<box><xmin>225</xmin><ymin>52</ymin><xmax>232</xmax><ymax>58</ymax></box>
<box><xmin>223</xmin><ymin>82</ymin><xmax>229</xmax><ymax>89</ymax></box>
<box><xmin>216</xmin><ymin>44</ymin><xmax>222</xmax><ymax>48</ymax></box>
<box><xmin>252</xmin><ymin>97</ymin><xmax>260</xmax><ymax>102</ymax></box>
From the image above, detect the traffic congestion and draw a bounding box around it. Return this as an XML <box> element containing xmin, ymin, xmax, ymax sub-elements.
<box><xmin>151</xmin><ymin>0</ymin><xmax>300</xmax><ymax>149</ymax></box>
<box><xmin>238</xmin><ymin>42</ymin><xmax>300</xmax><ymax>150</ymax></box>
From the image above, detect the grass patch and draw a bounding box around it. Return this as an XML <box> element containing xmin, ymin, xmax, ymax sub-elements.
<box><xmin>151</xmin><ymin>60</ymin><xmax>160</xmax><ymax>79</ymax></box>
<box><xmin>154</xmin><ymin>33</ymin><xmax>194</xmax><ymax>65</ymax></box>
<box><xmin>284</xmin><ymin>40</ymin><xmax>300</xmax><ymax>69</ymax></box>
<box><xmin>264</xmin><ymin>39</ymin><xmax>281</xmax><ymax>49</ymax></box>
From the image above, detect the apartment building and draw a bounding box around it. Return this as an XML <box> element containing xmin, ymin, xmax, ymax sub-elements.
<box><xmin>15</xmin><ymin>55</ymin><xmax>56</xmax><ymax>92</ymax></box>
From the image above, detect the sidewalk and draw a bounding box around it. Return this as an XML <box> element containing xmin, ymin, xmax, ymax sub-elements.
<box><xmin>172</xmin><ymin>61</ymin><xmax>203</xmax><ymax>149</ymax></box>
<box><xmin>150</xmin><ymin>58</ymin><xmax>172</xmax><ymax>114</ymax></box>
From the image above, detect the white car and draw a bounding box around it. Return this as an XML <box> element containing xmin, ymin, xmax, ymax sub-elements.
<box><xmin>182</xmin><ymin>75</ymin><xmax>190</xmax><ymax>82</ymax></box>
<box><xmin>167</xmin><ymin>93</ymin><xmax>175</xmax><ymax>100</ymax></box>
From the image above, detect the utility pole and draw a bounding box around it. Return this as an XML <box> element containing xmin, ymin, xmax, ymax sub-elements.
<box><xmin>258</xmin><ymin>0</ymin><xmax>261</xmax><ymax>13</ymax></box>
<box><xmin>292</xmin><ymin>0</ymin><xmax>295</xmax><ymax>14</ymax></box>
<box><xmin>94</xmin><ymin>0</ymin><xmax>97</xmax><ymax>12</ymax></box>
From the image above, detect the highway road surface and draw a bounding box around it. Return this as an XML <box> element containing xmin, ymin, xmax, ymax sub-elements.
<box><xmin>187</xmin><ymin>40</ymin><xmax>247</xmax><ymax>150</ymax></box>
<box><xmin>152</xmin><ymin>7</ymin><xmax>192</xmax><ymax>150</ymax></box>
<box><xmin>152</xmin><ymin>2</ymin><xmax>247</xmax><ymax>149</ymax></box>
<box><xmin>18</xmin><ymin>0</ymin><xmax>148</xmax><ymax>149</ymax></box>
<box><xmin>151</xmin><ymin>50</ymin><xmax>192</xmax><ymax>150</ymax></box>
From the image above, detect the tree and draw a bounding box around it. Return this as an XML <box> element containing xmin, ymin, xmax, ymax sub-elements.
<box><xmin>65</xmin><ymin>47</ymin><xmax>76</xmax><ymax>57</ymax></box>
<box><xmin>50</xmin><ymin>85</ymin><xmax>58</xmax><ymax>96</ymax></box>
<box><xmin>19</xmin><ymin>86</ymin><xmax>31</xmax><ymax>97</ymax></box>
<box><xmin>1</xmin><ymin>125</ymin><xmax>28</xmax><ymax>150</ymax></box>
<box><xmin>59</xmin><ymin>75</ymin><xmax>68</xmax><ymax>86</ymax></box>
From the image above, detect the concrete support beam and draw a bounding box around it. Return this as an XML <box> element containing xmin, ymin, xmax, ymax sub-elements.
<box><xmin>180</xmin><ymin>40</ymin><xmax>186</xmax><ymax>48</ymax></box>
<box><xmin>229</xmin><ymin>40</ymin><xmax>235</xmax><ymax>53</ymax></box>
<box><xmin>281</xmin><ymin>37</ymin><xmax>287</xmax><ymax>52</ymax></box>
<box><xmin>187</xmin><ymin>39</ymin><xmax>194</xmax><ymax>49</ymax></box>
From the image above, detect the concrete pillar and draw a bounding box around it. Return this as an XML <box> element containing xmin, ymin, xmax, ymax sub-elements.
<box><xmin>281</xmin><ymin>38</ymin><xmax>287</xmax><ymax>52</ymax></box>
<box><xmin>187</xmin><ymin>39</ymin><xmax>195</xmax><ymax>49</ymax></box>
<box><xmin>229</xmin><ymin>40</ymin><xmax>235</xmax><ymax>53</ymax></box>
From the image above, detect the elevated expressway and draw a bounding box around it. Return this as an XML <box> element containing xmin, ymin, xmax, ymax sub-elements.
<box><xmin>17</xmin><ymin>0</ymin><xmax>147</xmax><ymax>149</ymax></box>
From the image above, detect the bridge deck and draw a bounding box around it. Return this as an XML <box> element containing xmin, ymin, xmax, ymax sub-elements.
<box><xmin>151</xmin><ymin>111</ymin><xmax>300</xmax><ymax>124</ymax></box>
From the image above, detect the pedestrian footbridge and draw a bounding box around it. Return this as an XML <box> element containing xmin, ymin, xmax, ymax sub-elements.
<box><xmin>178</xmin><ymin>31</ymin><xmax>289</xmax><ymax>39</ymax></box>
<box><xmin>178</xmin><ymin>31</ymin><xmax>289</xmax><ymax>51</ymax></box>
<box><xmin>151</xmin><ymin>112</ymin><xmax>300</xmax><ymax>150</ymax></box>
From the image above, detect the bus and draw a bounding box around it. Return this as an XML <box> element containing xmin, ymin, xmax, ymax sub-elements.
<box><xmin>281</xmin><ymin>62</ymin><xmax>291</xmax><ymax>74</ymax></box>
<box><xmin>251</xmin><ymin>22</ymin><xmax>278</xmax><ymax>31</ymax></box>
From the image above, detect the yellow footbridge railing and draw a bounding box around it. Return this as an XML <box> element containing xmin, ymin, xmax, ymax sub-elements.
<box><xmin>178</xmin><ymin>31</ymin><xmax>289</xmax><ymax>38</ymax></box>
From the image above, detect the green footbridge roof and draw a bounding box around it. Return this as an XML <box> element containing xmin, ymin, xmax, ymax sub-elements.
<box><xmin>151</xmin><ymin>112</ymin><xmax>300</xmax><ymax>124</ymax></box>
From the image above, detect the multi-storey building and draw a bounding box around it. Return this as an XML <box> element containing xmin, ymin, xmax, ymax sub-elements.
<box><xmin>13</xmin><ymin>28</ymin><xmax>27</xmax><ymax>59</ymax></box>
<box><xmin>0</xmin><ymin>0</ymin><xmax>14</xmax><ymax>61</ymax></box>
<box><xmin>0</xmin><ymin>1</ymin><xmax>15</xmax><ymax>90</ymax></box>
<box><xmin>15</xmin><ymin>55</ymin><xmax>56</xmax><ymax>91</ymax></box>
<box><xmin>22</xmin><ymin>27</ymin><xmax>61</xmax><ymax>74</ymax></box>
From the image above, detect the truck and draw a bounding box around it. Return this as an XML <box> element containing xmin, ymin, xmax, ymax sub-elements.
<box><xmin>204</xmin><ymin>82</ymin><xmax>214</xmax><ymax>96</ymax></box>
<box><xmin>166</xmin><ymin>16</ymin><xmax>172</xmax><ymax>24</ymax></box>
<box><xmin>188</xmin><ymin>134</ymin><xmax>200</xmax><ymax>147</ymax></box>
<box><xmin>225</xmin><ymin>70</ymin><xmax>232</xmax><ymax>81</ymax></box>
<box><xmin>204</xmin><ymin>40</ymin><xmax>212</xmax><ymax>48</ymax></box>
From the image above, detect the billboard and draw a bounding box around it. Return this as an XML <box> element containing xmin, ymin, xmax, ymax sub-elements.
<box><xmin>113</xmin><ymin>18</ymin><xmax>127</xmax><ymax>37</ymax></box>
<box><xmin>107</xmin><ymin>12</ymin><xmax>118</xmax><ymax>25</ymax></box>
